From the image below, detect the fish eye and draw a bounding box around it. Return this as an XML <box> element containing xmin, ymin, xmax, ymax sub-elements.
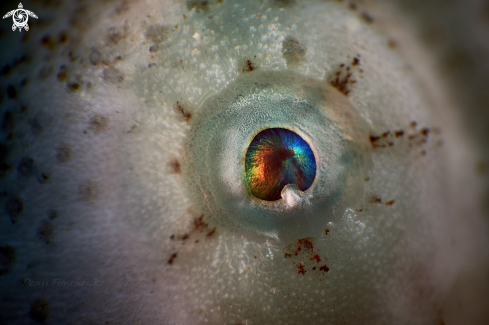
<box><xmin>0</xmin><ymin>0</ymin><xmax>488</xmax><ymax>324</ymax></box>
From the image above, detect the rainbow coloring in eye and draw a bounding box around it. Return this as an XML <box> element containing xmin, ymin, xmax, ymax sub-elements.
<box><xmin>245</xmin><ymin>128</ymin><xmax>316</xmax><ymax>201</ymax></box>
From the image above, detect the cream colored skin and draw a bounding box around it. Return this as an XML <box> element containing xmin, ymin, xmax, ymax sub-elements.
<box><xmin>0</xmin><ymin>0</ymin><xmax>488</xmax><ymax>324</ymax></box>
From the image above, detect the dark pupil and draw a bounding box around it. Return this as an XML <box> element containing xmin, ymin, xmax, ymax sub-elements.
<box><xmin>245</xmin><ymin>128</ymin><xmax>316</xmax><ymax>201</ymax></box>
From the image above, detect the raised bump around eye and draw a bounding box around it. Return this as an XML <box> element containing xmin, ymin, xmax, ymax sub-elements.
<box><xmin>183</xmin><ymin>69</ymin><xmax>372</xmax><ymax>242</ymax></box>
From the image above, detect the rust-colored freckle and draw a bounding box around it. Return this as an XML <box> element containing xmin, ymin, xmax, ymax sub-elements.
<box><xmin>168</xmin><ymin>253</ymin><xmax>177</xmax><ymax>264</ymax></box>
<box><xmin>411</xmin><ymin>121</ymin><xmax>418</xmax><ymax>128</ymax></box>
<box><xmin>420</xmin><ymin>127</ymin><xmax>430</xmax><ymax>137</ymax></box>
<box><xmin>294</xmin><ymin>239</ymin><xmax>302</xmax><ymax>256</ymax></box>
<box><xmin>182</xmin><ymin>234</ymin><xmax>189</xmax><ymax>241</ymax></box>
<box><xmin>176</xmin><ymin>101</ymin><xmax>192</xmax><ymax>121</ymax></box>
<box><xmin>395</xmin><ymin>130</ymin><xmax>404</xmax><ymax>137</ymax></box>
<box><xmin>304</xmin><ymin>238</ymin><xmax>314</xmax><ymax>251</ymax></box>
<box><xmin>169</xmin><ymin>159</ymin><xmax>181</xmax><ymax>174</ymax></box>
<box><xmin>324</xmin><ymin>227</ymin><xmax>329</xmax><ymax>235</ymax></box>
<box><xmin>310</xmin><ymin>254</ymin><xmax>321</xmax><ymax>263</ymax></box>
<box><xmin>372</xmin><ymin>198</ymin><xmax>382</xmax><ymax>204</ymax></box>
<box><xmin>206</xmin><ymin>227</ymin><xmax>216</xmax><ymax>238</ymax></box>
<box><xmin>352</xmin><ymin>57</ymin><xmax>360</xmax><ymax>66</ymax></box>
<box><xmin>285</xmin><ymin>253</ymin><xmax>292</xmax><ymax>258</ymax></box>
<box><xmin>319</xmin><ymin>265</ymin><xmax>329</xmax><ymax>272</ymax></box>
<box><xmin>381</xmin><ymin>131</ymin><xmax>390</xmax><ymax>138</ymax></box>
<box><xmin>385</xmin><ymin>200</ymin><xmax>395</xmax><ymax>206</ymax></box>
<box><xmin>297</xmin><ymin>263</ymin><xmax>306</xmax><ymax>275</ymax></box>
<box><xmin>193</xmin><ymin>215</ymin><xmax>208</xmax><ymax>232</ymax></box>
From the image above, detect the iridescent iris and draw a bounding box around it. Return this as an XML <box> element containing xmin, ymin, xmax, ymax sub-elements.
<box><xmin>245</xmin><ymin>128</ymin><xmax>317</xmax><ymax>201</ymax></box>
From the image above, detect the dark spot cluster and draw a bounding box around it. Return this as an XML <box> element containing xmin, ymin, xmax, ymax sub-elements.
<box><xmin>329</xmin><ymin>55</ymin><xmax>362</xmax><ymax>96</ymax></box>
<box><xmin>369</xmin><ymin>198</ymin><xmax>395</xmax><ymax>206</ymax></box>
<box><xmin>169</xmin><ymin>158</ymin><xmax>181</xmax><ymax>174</ymax></box>
<box><xmin>186</xmin><ymin>0</ymin><xmax>222</xmax><ymax>13</ymax></box>
<box><xmin>175</xmin><ymin>101</ymin><xmax>192</xmax><ymax>121</ymax></box>
<box><xmin>145</xmin><ymin>24</ymin><xmax>172</xmax><ymax>44</ymax></box>
<box><xmin>88</xmin><ymin>114</ymin><xmax>109</xmax><ymax>133</ymax></box>
<box><xmin>239</xmin><ymin>57</ymin><xmax>259</xmax><ymax>73</ymax></box>
<box><xmin>282</xmin><ymin>36</ymin><xmax>306</xmax><ymax>67</ymax></box>
<box><xmin>369</xmin><ymin>122</ymin><xmax>442</xmax><ymax>156</ymax></box>
<box><xmin>168</xmin><ymin>215</ymin><xmax>218</xmax><ymax>264</ymax></box>
<box><xmin>103</xmin><ymin>67</ymin><xmax>125</xmax><ymax>84</ymax></box>
<box><xmin>284</xmin><ymin>237</ymin><xmax>329</xmax><ymax>276</ymax></box>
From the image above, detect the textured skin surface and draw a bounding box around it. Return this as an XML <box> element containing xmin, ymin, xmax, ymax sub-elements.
<box><xmin>0</xmin><ymin>0</ymin><xmax>488</xmax><ymax>324</ymax></box>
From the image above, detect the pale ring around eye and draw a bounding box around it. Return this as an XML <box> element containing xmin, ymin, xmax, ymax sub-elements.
<box><xmin>183</xmin><ymin>69</ymin><xmax>372</xmax><ymax>242</ymax></box>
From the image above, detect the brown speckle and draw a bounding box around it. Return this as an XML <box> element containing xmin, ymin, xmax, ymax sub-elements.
<box><xmin>324</xmin><ymin>227</ymin><xmax>329</xmax><ymax>235</ymax></box>
<box><xmin>103</xmin><ymin>67</ymin><xmax>124</xmax><ymax>83</ymax></box>
<box><xmin>168</xmin><ymin>252</ymin><xmax>177</xmax><ymax>264</ymax></box>
<box><xmin>241</xmin><ymin>58</ymin><xmax>258</xmax><ymax>72</ymax></box>
<box><xmin>360</xmin><ymin>11</ymin><xmax>374</xmax><ymax>24</ymax></box>
<box><xmin>40</xmin><ymin>35</ymin><xmax>55</xmax><ymax>51</ymax></box>
<box><xmin>206</xmin><ymin>227</ymin><xmax>216</xmax><ymax>238</ymax></box>
<box><xmin>475</xmin><ymin>162</ymin><xmax>487</xmax><ymax>175</ymax></box>
<box><xmin>145</xmin><ymin>24</ymin><xmax>172</xmax><ymax>44</ymax></box>
<box><xmin>411</xmin><ymin>121</ymin><xmax>418</xmax><ymax>129</ymax></box>
<box><xmin>106</xmin><ymin>30</ymin><xmax>123</xmax><ymax>46</ymax></box>
<box><xmin>175</xmin><ymin>101</ymin><xmax>192</xmax><ymax>121</ymax></box>
<box><xmin>187</xmin><ymin>0</ymin><xmax>212</xmax><ymax>13</ymax></box>
<box><xmin>282</xmin><ymin>36</ymin><xmax>306</xmax><ymax>67</ymax></box>
<box><xmin>58</xmin><ymin>31</ymin><xmax>68</xmax><ymax>43</ymax></box>
<box><xmin>78</xmin><ymin>181</ymin><xmax>97</xmax><ymax>203</ymax></box>
<box><xmin>352</xmin><ymin>57</ymin><xmax>360</xmax><ymax>66</ymax></box>
<box><xmin>169</xmin><ymin>159</ymin><xmax>181</xmax><ymax>173</ymax></box>
<box><xmin>372</xmin><ymin>198</ymin><xmax>382</xmax><ymax>204</ymax></box>
<box><xmin>395</xmin><ymin>130</ymin><xmax>404</xmax><ymax>137</ymax></box>
<box><xmin>388</xmin><ymin>39</ymin><xmax>398</xmax><ymax>49</ymax></box>
<box><xmin>38</xmin><ymin>220</ymin><xmax>54</xmax><ymax>243</ymax></box>
<box><xmin>420</xmin><ymin>128</ymin><xmax>430</xmax><ymax>137</ymax></box>
<box><xmin>57</xmin><ymin>65</ymin><xmax>67</xmax><ymax>82</ymax></box>
<box><xmin>67</xmin><ymin>82</ymin><xmax>80</xmax><ymax>91</ymax></box>
<box><xmin>5</xmin><ymin>197</ymin><xmax>23</xmax><ymax>223</ymax></box>
<box><xmin>385</xmin><ymin>200</ymin><xmax>395</xmax><ymax>206</ymax></box>
<box><xmin>88</xmin><ymin>114</ymin><xmax>109</xmax><ymax>133</ymax></box>
<box><xmin>56</xmin><ymin>145</ymin><xmax>72</xmax><ymax>163</ymax></box>
<box><xmin>348</xmin><ymin>2</ymin><xmax>358</xmax><ymax>10</ymax></box>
